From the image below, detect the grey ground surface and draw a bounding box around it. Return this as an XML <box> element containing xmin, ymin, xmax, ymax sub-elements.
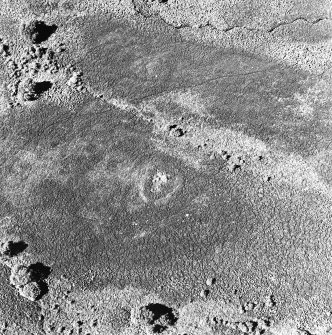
<box><xmin>0</xmin><ymin>1</ymin><xmax>332</xmax><ymax>334</ymax></box>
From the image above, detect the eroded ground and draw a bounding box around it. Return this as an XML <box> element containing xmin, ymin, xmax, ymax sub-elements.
<box><xmin>0</xmin><ymin>1</ymin><xmax>332</xmax><ymax>335</ymax></box>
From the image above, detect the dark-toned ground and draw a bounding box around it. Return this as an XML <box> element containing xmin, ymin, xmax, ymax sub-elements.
<box><xmin>0</xmin><ymin>1</ymin><xmax>332</xmax><ymax>334</ymax></box>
